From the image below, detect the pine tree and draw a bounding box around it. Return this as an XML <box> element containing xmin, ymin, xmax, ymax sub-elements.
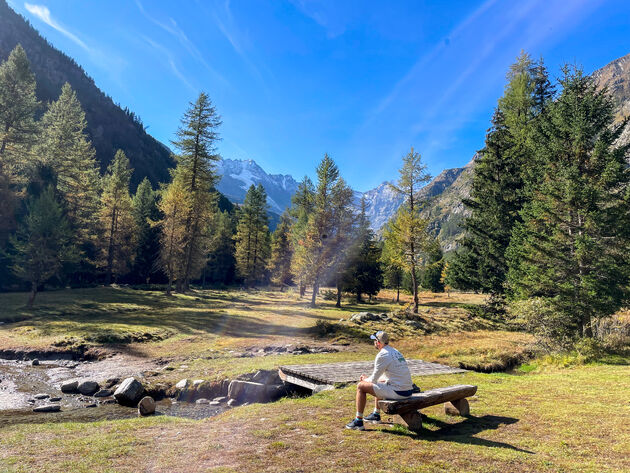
<box><xmin>9</xmin><ymin>187</ymin><xmax>77</xmax><ymax>307</ymax></box>
<box><xmin>421</xmin><ymin>243</ymin><xmax>444</xmax><ymax>293</ymax></box>
<box><xmin>443</xmin><ymin>248</ymin><xmax>478</xmax><ymax>292</ymax></box>
<box><xmin>170</xmin><ymin>92</ymin><xmax>221</xmax><ymax>291</ymax></box>
<box><xmin>39</xmin><ymin>83</ymin><xmax>100</xmax><ymax>247</ymax></box>
<box><xmin>339</xmin><ymin>197</ymin><xmax>382</xmax><ymax>304</ymax></box>
<box><xmin>0</xmin><ymin>44</ymin><xmax>39</xmax><ymax>246</ymax></box>
<box><xmin>204</xmin><ymin>210</ymin><xmax>236</xmax><ymax>286</ymax></box>
<box><xmin>289</xmin><ymin>176</ymin><xmax>315</xmax><ymax>297</ymax></box>
<box><xmin>157</xmin><ymin>178</ymin><xmax>191</xmax><ymax>295</ymax></box>
<box><xmin>98</xmin><ymin>150</ymin><xmax>137</xmax><ymax>284</ymax></box>
<box><xmin>507</xmin><ymin>65</ymin><xmax>630</xmax><ymax>341</ymax></box>
<box><xmin>234</xmin><ymin>184</ymin><xmax>270</xmax><ymax>285</ymax></box>
<box><xmin>302</xmin><ymin>155</ymin><xmax>354</xmax><ymax>307</ymax></box>
<box><xmin>386</xmin><ymin>147</ymin><xmax>432</xmax><ymax>313</ymax></box>
<box><xmin>269</xmin><ymin>211</ymin><xmax>293</xmax><ymax>290</ymax></box>
<box><xmin>131</xmin><ymin>177</ymin><xmax>160</xmax><ymax>284</ymax></box>
<box><xmin>462</xmin><ymin>52</ymin><xmax>553</xmax><ymax>295</ymax></box>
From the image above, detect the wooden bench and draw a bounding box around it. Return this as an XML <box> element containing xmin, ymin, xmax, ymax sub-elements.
<box><xmin>378</xmin><ymin>384</ymin><xmax>477</xmax><ymax>433</ymax></box>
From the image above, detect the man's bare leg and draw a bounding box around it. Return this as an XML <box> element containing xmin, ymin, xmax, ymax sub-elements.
<box><xmin>356</xmin><ymin>381</ymin><xmax>376</xmax><ymax>416</ymax></box>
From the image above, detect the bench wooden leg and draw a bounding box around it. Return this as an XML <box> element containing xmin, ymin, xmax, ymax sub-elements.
<box><xmin>400</xmin><ymin>410</ymin><xmax>423</xmax><ymax>433</ymax></box>
<box><xmin>445</xmin><ymin>398</ymin><xmax>469</xmax><ymax>416</ymax></box>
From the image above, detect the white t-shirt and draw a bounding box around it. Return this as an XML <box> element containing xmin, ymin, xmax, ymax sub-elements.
<box><xmin>365</xmin><ymin>345</ymin><xmax>413</xmax><ymax>391</ymax></box>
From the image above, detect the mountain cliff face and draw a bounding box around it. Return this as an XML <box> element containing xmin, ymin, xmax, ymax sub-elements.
<box><xmin>0</xmin><ymin>0</ymin><xmax>173</xmax><ymax>188</ymax></box>
<box><xmin>216</xmin><ymin>158</ymin><xmax>300</xmax><ymax>214</ymax></box>
<box><xmin>592</xmin><ymin>52</ymin><xmax>630</xmax><ymax>145</ymax></box>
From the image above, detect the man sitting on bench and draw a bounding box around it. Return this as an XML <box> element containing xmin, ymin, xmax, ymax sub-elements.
<box><xmin>345</xmin><ymin>330</ymin><xmax>414</xmax><ymax>430</ymax></box>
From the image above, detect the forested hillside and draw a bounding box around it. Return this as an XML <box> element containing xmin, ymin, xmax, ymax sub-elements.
<box><xmin>0</xmin><ymin>0</ymin><xmax>173</xmax><ymax>188</ymax></box>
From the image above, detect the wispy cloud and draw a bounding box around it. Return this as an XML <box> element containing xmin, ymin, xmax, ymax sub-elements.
<box><xmin>135</xmin><ymin>0</ymin><xmax>227</xmax><ymax>85</ymax></box>
<box><xmin>141</xmin><ymin>35</ymin><xmax>196</xmax><ymax>93</ymax></box>
<box><xmin>24</xmin><ymin>3</ymin><xmax>89</xmax><ymax>51</ymax></box>
<box><xmin>288</xmin><ymin>0</ymin><xmax>346</xmax><ymax>38</ymax></box>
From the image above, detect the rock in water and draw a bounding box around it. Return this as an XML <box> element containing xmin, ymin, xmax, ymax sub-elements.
<box><xmin>31</xmin><ymin>359</ymin><xmax>40</xmax><ymax>366</ymax></box>
<box><xmin>78</xmin><ymin>381</ymin><xmax>100</xmax><ymax>396</ymax></box>
<box><xmin>33</xmin><ymin>404</ymin><xmax>60</xmax><ymax>413</ymax></box>
<box><xmin>196</xmin><ymin>398</ymin><xmax>210</xmax><ymax>404</ymax></box>
<box><xmin>61</xmin><ymin>380</ymin><xmax>79</xmax><ymax>393</ymax></box>
<box><xmin>114</xmin><ymin>377</ymin><xmax>145</xmax><ymax>406</ymax></box>
<box><xmin>137</xmin><ymin>396</ymin><xmax>155</xmax><ymax>416</ymax></box>
<box><xmin>94</xmin><ymin>389</ymin><xmax>113</xmax><ymax>397</ymax></box>
<box><xmin>228</xmin><ymin>380</ymin><xmax>287</xmax><ymax>404</ymax></box>
<box><xmin>33</xmin><ymin>393</ymin><xmax>50</xmax><ymax>400</ymax></box>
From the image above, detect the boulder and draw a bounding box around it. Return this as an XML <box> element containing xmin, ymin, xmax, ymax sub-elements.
<box><xmin>192</xmin><ymin>379</ymin><xmax>204</xmax><ymax>386</ymax></box>
<box><xmin>227</xmin><ymin>398</ymin><xmax>239</xmax><ymax>407</ymax></box>
<box><xmin>49</xmin><ymin>397</ymin><xmax>62</xmax><ymax>402</ymax></box>
<box><xmin>33</xmin><ymin>404</ymin><xmax>60</xmax><ymax>413</ymax></box>
<box><xmin>251</xmin><ymin>370</ymin><xmax>282</xmax><ymax>385</ymax></box>
<box><xmin>209</xmin><ymin>400</ymin><xmax>220</xmax><ymax>406</ymax></box>
<box><xmin>33</xmin><ymin>393</ymin><xmax>50</xmax><ymax>400</ymax></box>
<box><xmin>78</xmin><ymin>380</ymin><xmax>100</xmax><ymax>396</ymax></box>
<box><xmin>138</xmin><ymin>396</ymin><xmax>155</xmax><ymax>416</ymax></box>
<box><xmin>114</xmin><ymin>377</ymin><xmax>145</xmax><ymax>407</ymax></box>
<box><xmin>213</xmin><ymin>396</ymin><xmax>227</xmax><ymax>402</ymax></box>
<box><xmin>175</xmin><ymin>379</ymin><xmax>189</xmax><ymax>390</ymax></box>
<box><xmin>349</xmin><ymin>312</ymin><xmax>385</xmax><ymax>324</ymax></box>
<box><xmin>103</xmin><ymin>377</ymin><xmax>119</xmax><ymax>389</ymax></box>
<box><xmin>228</xmin><ymin>380</ymin><xmax>287</xmax><ymax>404</ymax></box>
<box><xmin>94</xmin><ymin>389</ymin><xmax>113</xmax><ymax>397</ymax></box>
<box><xmin>196</xmin><ymin>398</ymin><xmax>210</xmax><ymax>404</ymax></box>
<box><xmin>31</xmin><ymin>359</ymin><xmax>40</xmax><ymax>366</ymax></box>
<box><xmin>60</xmin><ymin>380</ymin><xmax>79</xmax><ymax>393</ymax></box>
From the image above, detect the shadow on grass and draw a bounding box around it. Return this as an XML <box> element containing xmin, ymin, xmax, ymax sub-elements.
<box><xmin>381</xmin><ymin>414</ymin><xmax>534</xmax><ymax>454</ymax></box>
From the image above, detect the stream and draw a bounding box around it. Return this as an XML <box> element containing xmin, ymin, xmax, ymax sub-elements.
<box><xmin>0</xmin><ymin>358</ymin><xmax>228</xmax><ymax>427</ymax></box>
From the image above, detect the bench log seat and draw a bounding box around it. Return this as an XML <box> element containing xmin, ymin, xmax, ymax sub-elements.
<box><xmin>378</xmin><ymin>384</ymin><xmax>477</xmax><ymax>433</ymax></box>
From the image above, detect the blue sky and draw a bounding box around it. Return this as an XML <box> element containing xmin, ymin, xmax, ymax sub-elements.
<box><xmin>8</xmin><ymin>0</ymin><xmax>630</xmax><ymax>191</ymax></box>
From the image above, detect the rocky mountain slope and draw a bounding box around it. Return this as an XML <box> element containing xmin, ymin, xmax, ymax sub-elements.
<box><xmin>216</xmin><ymin>159</ymin><xmax>299</xmax><ymax>214</ymax></box>
<box><xmin>592</xmin><ymin>51</ymin><xmax>630</xmax><ymax>145</ymax></box>
<box><xmin>0</xmin><ymin>0</ymin><xmax>173</xmax><ymax>188</ymax></box>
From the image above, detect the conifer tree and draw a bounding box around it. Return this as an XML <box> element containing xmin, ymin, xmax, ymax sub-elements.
<box><xmin>0</xmin><ymin>45</ymin><xmax>39</xmax><ymax>246</ymax></box>
<box><xmin>9</xmin><ymin>187</ymin><xmax>77</xmax><ymax>307</ymax></box>
<box><xmin>381</xmin><ymin>230</ymin><xmax>404</xmax><ymax>302</ymax></box>
<box><xmin>131</xmin><ymin>177</ymin><xmax>160</xmax><ymax>284</ymax></box>
<box><xmin>204</xmin><ymin>210</ymin><xmax>236</xmax><ymax>286</ymax></box>
<box><xmin>289</xmin><ymin>176</ymin><xmax>315</xmax><ymax>297</ymax></box>
<box><xmin>170</xmin><ymin>92</ymin><xmax>221</xmax><ymax>291</ymax></box>
<box><xmin>269</xmin><ymin>211</ymin><xmax>293</xmax><ymax>290</ymax></box>
<box><xmin>98</xmin><ymin>150</ymin><xmax>136</xmax><ymax>284</ymax></box>
<box><xmin>507</xmin><ymin>66</ymin><xmax>630</xmax><ymax>340</ymax></box>
<box><xmin>157</xmin><ymin>178</ymin><xmax>191</xmax><ymax>295</ymax></box>
<box><xmin>343</xmin><ymin>199</ymin><xmax>383</xmax><ymax>303</ymax></box>
<box><xmin>462</xmin><ymin>52</ymin><xmax>553</xmax><ymax>295</ymax></box>
<box><xmin>234</xmin><ymin>184</ymin><xmax>270</xmax><ymax>285</ymax></box>
<box><xmin>39</xmin><ymin>83</ymin><xmax>100</xmax><ymax>247</ymax></box>
<box><xmin>421</xmin><ymin>243</ymin><xmax>444</xmax><ymax>293</ymax></box>
<box><xmin>386</xmin><ymin>147</ymin><xmax>432</xmax><ymax>313</ymax></box>
<box><xmin>301</xmin><ymin>155</ymin><xmax>354</xmax><ymax>307</ymax></box>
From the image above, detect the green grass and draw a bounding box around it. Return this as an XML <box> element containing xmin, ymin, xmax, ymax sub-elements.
<box><xmin>0</xmin><ymin>287</ymin><xmax>627</xmax><ymax>472</ymax></box>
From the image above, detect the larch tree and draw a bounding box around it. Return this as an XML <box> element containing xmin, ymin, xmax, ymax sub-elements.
<box><xmin>380</xmin><ymin>226</ymin><xmax>404</xmax><ymax>303</ymax></box>
<box><xmin>157</xmin><ymin>178</ymin><xmax>191</xmax><ymax>295</ymax></box>
<box><xmin>0</xmin><ymin>44</ymin><xmax>39</xmax><ymax>246</ymax></box>
<box><xmin>268</xmin><ymin>211</ymin><xmax>293</xmax><ymax>290</ymax></box>
<box><xmin>39</xmin><ymin>82</ymin><xmax>100</xmax><ymax>247</ymax></box>
<box><xmin>386</xmin><ymin>147</ymin><xmax>432</xmax><ymax>313</ymax></box>
<box><xmin>98</xmin><ymin>150</ymin><xmax>137</xmax><ymax>285</ymax></box>
<box><xmin>301</xmin><ymin>155</ymin><xmax>354</xmax><ymax>308</ymax></box>
<box><xmin>507</xmin><ymin>66</ymin><xmax>630</xmax><ymax>342</ymax></box>
<box><xmin>289</xmin><ymin>176</ymin><xmax>315</xmax><ymax>297</ymax></box>
<box><xmin>170</xmin><ymin>92</ymin><xmax>221</xmax><ymax>291</ymax></box>
<box><xmin>9</xmin><ymin>186</ymin><xmax>77</xmax><ymax>307</ymax></box>
<box><xmin>234</xmin><ymin>184</ymin><xmax>270</xmax><ymax>285</ymax></box>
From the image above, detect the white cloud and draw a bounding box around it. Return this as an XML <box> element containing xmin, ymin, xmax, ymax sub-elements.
<box><xmin>24</xmin><ymin>3</ymin><xmax>89</xmax><ymax>51</ymax></box>
<box><xmin>141</xmin><ymin>35</ymin><xmax>196</xmax><ymax>93</ymax></box>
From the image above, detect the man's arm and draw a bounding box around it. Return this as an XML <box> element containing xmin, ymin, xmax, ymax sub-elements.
<box><xmin>365</xmin><ymin>351</ymin><xmax>391</xmax><ymax>383</ymax></box>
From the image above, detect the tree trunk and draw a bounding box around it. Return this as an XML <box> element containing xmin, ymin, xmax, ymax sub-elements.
<box><xmin>105</xmin><ymin>207</ymin><xmax>117</xmax><ymax>286</ymax></box>
<box><xmin>411</xmin><ymin>267</ymin><xmax>419</xmax><ymax>313</ymax></box>
<box><xmin>336</xmin><ymin>280</ymin><xmax>342</xmax><ymax>308</ymax></box>
<box><xmin>357</xmin><ymin>292</ymin><xmax>363</xmax><ymax>303</ymax></box>
<box><xmin>299</xmin><ymin>282</ymin><xmax>306</xmax><ymax>298</ymax></box>
<box><xmin>396</xmin><ymin>284</ymin><xmax>400</xmax><ymax>303</ymax></box>
<box><xmin>27</xmin><ymin>281</ymin><xmax>37</xmax><ymax>308</ymax></box>
<box><xmin>166</xmin><ymin>278</ymin><xmax>172</xmax><ymax>295</ymax></box>
<box><xmin>310</xmin><ymin>280</ymin><xmax>319</xmax><ymax>308</ymax></box>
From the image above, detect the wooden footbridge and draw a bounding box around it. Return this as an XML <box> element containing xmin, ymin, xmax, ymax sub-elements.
<box><xmin>278</xmin><ymin>359</ymin><xmax>466</xmax><ymax>392</ymax></box>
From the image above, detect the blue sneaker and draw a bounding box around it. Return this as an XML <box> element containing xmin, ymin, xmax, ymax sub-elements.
<box><xmin>345</xmin><ymin>418</ymin><xmax>365</xmax><ymax>430</ymax></box>
<box><xmin>364</xmin><ymin>412</ymin><xmax>381</xmax><ymax>423</ymax></box>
